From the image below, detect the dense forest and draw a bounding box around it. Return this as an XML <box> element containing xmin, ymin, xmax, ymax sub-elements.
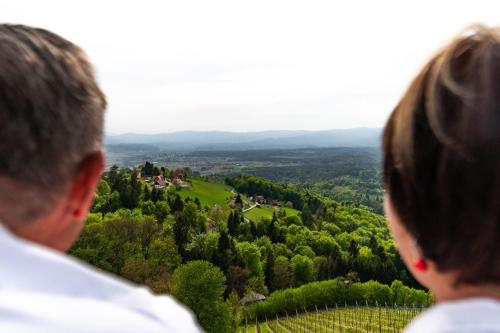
<box><xmin>71</xmin><ymin>163</ymin><xmax>427</xmax><ymax>332</ymax></box>
<box><xmin>232</xmin><ymin>149</ymin><xmax>384</xmax><ymax>213</ymax></box>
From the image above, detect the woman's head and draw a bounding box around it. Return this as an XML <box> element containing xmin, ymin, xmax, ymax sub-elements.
<box><xmin>383</xmin><ymin>25</ymin><xmax>500</xmax><ymax>291</ymax></box>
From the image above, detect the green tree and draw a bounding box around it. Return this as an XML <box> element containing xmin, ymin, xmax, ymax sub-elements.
<box><xmin>314</xmin><ymin>256</ymin><xmax>329</xmax><ymax>281</ymax></box>
<box><xmin>249</xmin><ymin>221</ymin><xmax>257</xmax><ymax>240</ymax></box>
<box><xmin>349</xmin><ymin>239</ymin><xmax>359</xmax><ymax>257</ymax></box>
<box><xmin>186</xmin><ymin>232</ymin><xmax>218</xmax><ymax>261</ymax></box>
<box><xmin>140</xmin><ymin>200</ymin><xmax>156</xmax><ymax>217</ymax></box>
<box><xmin>207</xmin><ymin>205</ymin><xmax>225</xmax><ymax>229</ymax></box>
<box><xmin>153</xmin><ymin>201</ymin><xmax>169</xmax><ymax>222</ymax></box>
<box><xmin>214</xmin><ymin>229</ymin><xmax>232</xmax><ymax>272</ymax></box>
<box><xmin>143</xmin><ymin>184</ymin><xmax>152</xmax><ymax>201</ymax></box>
<box><xmin>97</xmin><ymin>179</ymin><xmax>111</xmax><ymax>196</ymax></box>
<box><xmin>107</xmin><ymin>165</ymin><xmax>120</xmax><ymax>188</ymax></box>
<box><xmin>264</xmin><ymin>248</ymin><xmax>276</xmax><ymax>292</ymax></box>
<box><xmin>161</xmin><ymin>166</ymin><xmax>170</xmax><ymax>178</ymax></box>
<box><xmin>227</xmin><ymin>210</ymin><xmax>241</xmax><ymax>236</ymax></box>
<box><xmin>173</xmin><ymin>211</ymin><xmax>190</xmax><ymax>261</ymax></box>
<box><xmin>171</xmin><ymin>194</ymin><xmax>184</xmax><ymax>213</ymax></box>
<box><xmin>300</xmin><ymin>204</ymin><xmax>314</xmax><ymax>228</ymax></box>
<box><xmin>226</xmin><ymin>265</ymin><xmax>251</xmax><ymax>297</ymax></box>
<box><xmin>129</xmin><ymin>172</ymin><xmax>142</xmax><ymax>207</ymax></box>
<box><xmin>194</xmin><ymin>197</ymin><xmax>201</xmax><ymax>209</ymax></box>
<box><xmin>121</xmin><ymin>257</ymin><xmax>151</xmax><ymax>285</ymax></box>
<box><xmin>148</xmin><ymin>237</ymin><xmax>181</xmax><ymax>272</ymax></box>
<box><xmin>235</xmin><ymin>194</ymin><xmax>243</xmax><ymax>206</ymax></box>
<box><xmin>236</xmin><ymin>242</ymin><xmax>263</xmax><ymax>278</ymax></box>
<box><xmin>227</xmin><ymin>211</ymin><xmax>236</xmax><ymax>236</ymax></box>
<box><xmin>142</xmin><ymin>161</ymin><xmax>154</xmax><ymax>177</ymax></box>
<box><xmin>171</xmin><ymin>261</ymin><xmax>231</xmax><ymax>333</ymax></box>
<box><xmin>153</xmin><ymin>166</ymin><xmax>162</xmax><ymax>176</ymax></box>
<box><xmin>273</xmin><ymin>256</ymin><xmax>292</xmax><ymax>289</ymax></box>
<box><xmin>268</xmin><ymin>213</ymin><xmax>282</xmax><ymax>243</ymax></box>
<box><xmin>150</xmin><ymin>187</ymin><xmax>161</xmax><ymax>203</ymax></box>
<box><xmin>291</xmin><ymin>254</ymin><xmax>315</xmax><ymax>287</ymax></box>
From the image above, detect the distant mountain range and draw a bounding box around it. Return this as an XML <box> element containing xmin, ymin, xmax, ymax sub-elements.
<box><xmin>105</xmin><ymin>128</ymin><xmax>382</xmax><ymax>151</ymax></box>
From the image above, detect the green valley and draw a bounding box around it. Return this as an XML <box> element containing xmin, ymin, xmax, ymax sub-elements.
<box><xmin>72</xmin><ymin>161</ymin><xmax>427</xmax><ymax>333</ymax></box>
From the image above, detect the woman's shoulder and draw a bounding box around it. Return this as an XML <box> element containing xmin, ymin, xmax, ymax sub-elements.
<box><xmin>405</xmin><ymin>298</ymin><xmax>500</xmax><ymax>333</ymax></box>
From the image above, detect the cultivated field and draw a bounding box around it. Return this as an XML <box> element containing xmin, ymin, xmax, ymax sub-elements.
<box><xmin>241</xmin><ymin>305</ymin><xmax>424</xmax><ymax>333</ymax></box>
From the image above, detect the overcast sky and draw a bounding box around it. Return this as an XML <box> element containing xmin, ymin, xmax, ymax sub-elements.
<box><xmin>2</xmin><ymin>1</ymin><xmax>499</xmax><ymax>134</ymax></box>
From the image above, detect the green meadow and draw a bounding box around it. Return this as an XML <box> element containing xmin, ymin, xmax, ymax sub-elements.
<box><xmin>244</xmin><ymin>205</ymin><xmax>300</xmax><ymax>222</ymax></box>
<box><xmin>178</xmin><ymin>178</ymin><xmax>234</xmax><ymax>209</ymax></box>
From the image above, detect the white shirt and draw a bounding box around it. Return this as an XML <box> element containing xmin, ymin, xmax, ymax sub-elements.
<box><xmin>0</xmin><ymin>224</ymin><xmax>201</xmax><ymax>333</ymax></box>
<box><xmin>405</xmin><ymin>298</ymin><xmax>500</xmax><ymax>333</ymax></box>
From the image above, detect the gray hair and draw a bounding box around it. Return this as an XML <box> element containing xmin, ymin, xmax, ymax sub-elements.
<box><xmin>0</xmin><ymin>24</ymin><xmax>106</xmax><ymax>225</ymax></box>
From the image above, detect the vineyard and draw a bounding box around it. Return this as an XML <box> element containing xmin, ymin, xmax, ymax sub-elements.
<box><xmin>240</xmin><ymin>304</ymin><xmax>425</xmax><ymax>333</ymax></box>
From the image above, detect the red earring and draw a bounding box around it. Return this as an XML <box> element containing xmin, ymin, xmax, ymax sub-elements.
<box><xmin>73</xmin><ymin>208</ymin><xmax>81</xmax><ymax>217</ymax></box>
<box><xmin>413</xmin><ymin>259</ymin><xmax>428</xmax><ymax>272</ymax></box>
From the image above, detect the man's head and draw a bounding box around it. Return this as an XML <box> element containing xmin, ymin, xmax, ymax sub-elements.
<box><xmin>0</xmin><ymin>24</ymin><xmax>106</xmax><ymax>250</ymax></box>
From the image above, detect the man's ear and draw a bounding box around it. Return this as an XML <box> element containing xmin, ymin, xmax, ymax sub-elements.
<box><xmin>68</xmin><ymin>151</ymin><xmax>105</xmax><ymax>220</ymax></box>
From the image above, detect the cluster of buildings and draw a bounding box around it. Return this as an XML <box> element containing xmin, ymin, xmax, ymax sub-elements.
<box><xmin>149</xmin><ymin>168</ymin><xmax>188</xmax><ymax>189</ymax></box>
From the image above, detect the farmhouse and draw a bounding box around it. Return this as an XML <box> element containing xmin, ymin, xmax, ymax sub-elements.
<box><xmin>253</xmin><ymin>195</ymin><xmax>266</xmax><ymax>204</ymax></box>
<box><xmin>151</xmin><ymin>175</ymin><xmax>168</xmax><ymax>189</ymax></box>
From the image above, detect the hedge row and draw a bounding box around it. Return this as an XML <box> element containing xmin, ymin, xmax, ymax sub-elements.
<box><xmin>245</xmin><ymin>279</ymin><xmax>431</xmax><ymax>319</ymax></box>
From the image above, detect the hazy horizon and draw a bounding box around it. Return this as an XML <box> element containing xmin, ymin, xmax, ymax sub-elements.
<box><xmin>3</xmin><ymin>1</ymin><xmax>500</xmax><ymax>134</ymax></box>
<box><xmin>106</xmin><ymin>126</ymin><xmax>381</xmax><ymax>136</ymax></box>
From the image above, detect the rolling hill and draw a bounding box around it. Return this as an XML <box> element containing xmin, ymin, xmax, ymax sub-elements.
<box><xmin>105</xmin><ymin>128</ymin><xmax>382</xmax><ymax>151</ymax></box>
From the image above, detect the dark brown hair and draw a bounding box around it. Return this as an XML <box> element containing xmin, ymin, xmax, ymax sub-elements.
<box><xmin>383</xmin><ymin>25</ymin><xmax>500</xmax><ymax>285</ymax></box>
<box><xmin>0</xmin><ymin>24</ymin><xmax>106</xmax><ymax>225</ymax></box>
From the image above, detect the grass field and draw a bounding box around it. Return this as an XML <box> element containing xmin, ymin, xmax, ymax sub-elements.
<box><xmin>240</xmin><ymin>305</ymin><xmax>424</xmax><ymax>333</ymax></box>
<box><xmin>244</xmin><ymin>205</ymin><xmax>300</xmax><ymax>222</ymax></box>
<box><xmin>178</xmin><ymin>178</ymin><xmax>302</xmax><ymax>220</ymax></box>
<box><xmin>177</xmin><ymin>178</ymin><xmax>234</xmax><ymax>209</ymax></box>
